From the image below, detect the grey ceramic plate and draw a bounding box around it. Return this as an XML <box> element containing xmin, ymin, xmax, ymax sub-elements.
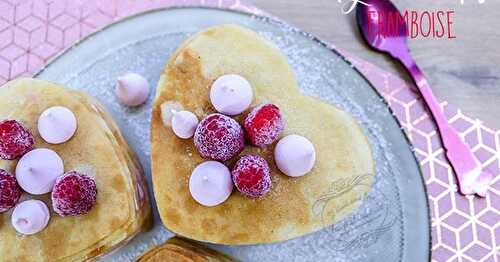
<box><xmin>35</xmin><ymin>7</ymin><xmax>430</xmax><ymax>262</ymax></box>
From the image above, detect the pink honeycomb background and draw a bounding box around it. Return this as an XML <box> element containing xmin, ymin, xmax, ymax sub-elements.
<box><xmin>0</xmin><ymin>1</ymin><xmax>498</xmax><ymax>261</ymax></box>
<box><xmin>349</xmin><ymin>56</ymin><xmax>500</xmax><ymax>262</ymax></box>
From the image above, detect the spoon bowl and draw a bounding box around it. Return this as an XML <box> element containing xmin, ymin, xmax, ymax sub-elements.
<box><xmin>356</xmin><ymin>0</ymin><xmax>493</xmax><ymax>197</ymax></box>
<box><xmin>356</xmin><ymin>0</ymin><xmax>408</xmax><ymax>56</ymax></box>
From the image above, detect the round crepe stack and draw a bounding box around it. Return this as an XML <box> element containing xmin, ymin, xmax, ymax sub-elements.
<box><xmin>151</xmin><ymin>25</ymin><xmax>375</xmax><ymax>244</ymax></box>
<box><xmin>137</xmin><ymin>237</ymin><xmax>234</xmax><ymax>262</ymax></box>
<box><xmin>0</xmin><ymin>78</ymin><xmax>151</xmax><ymax>261</ymax></box>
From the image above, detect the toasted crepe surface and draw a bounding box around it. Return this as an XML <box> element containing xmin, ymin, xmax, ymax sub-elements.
<box><xmin>0</xmin><ymin>78</ymin><xmax>151</xmax><ymax>261</ymax></box>
<box><xmin>137</xmin><ymin>237</ymin><xmax>234</xmax><ymax>262</ymax></box>
<box><xmin>151</xmin><ymin>24</ymin><xmax>375</xmax><ymax>244</ymax></box>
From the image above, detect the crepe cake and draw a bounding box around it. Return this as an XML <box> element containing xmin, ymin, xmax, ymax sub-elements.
<box><xmin>0</xmin><ymin>78</ymin><xmax>151</xmax><ymax>261</ymax></box>
<box><xmin>137</xmin><ymin>237</ymin><xmax>234</xmax><ymax>262</ymax></box>
<box><xmin>151</xmin><ymin>24</ymin><xmax>375</xmax><ymax>244</ymax></box>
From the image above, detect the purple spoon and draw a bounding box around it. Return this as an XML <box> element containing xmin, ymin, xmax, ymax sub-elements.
<box><xmin>356</xmin><ymin>0</ymin><xmax>492</xmax><ymax>197</ymax></box>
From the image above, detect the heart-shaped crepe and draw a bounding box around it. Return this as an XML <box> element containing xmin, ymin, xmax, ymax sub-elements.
<box><xmin>137</xmin><ymin>237</ymin><xmax>234</xmax><ymax>262</ymax></box>
<box><xmin>0</xmin><ymin>78</ymin><xmax>151</xmax><ymax>261</ymax></box>
<box><xmin>151</xmin><ymin>25</ymin><xmax>374</xmax><ymax>244</ymax></box>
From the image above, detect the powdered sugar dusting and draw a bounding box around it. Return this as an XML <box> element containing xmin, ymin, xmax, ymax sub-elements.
<box><xmin>194</xmin><ymin>114</ymin><xmax>244</xmax><ymax>161</ymax></box>
<box><xmin>51</xmin><ymin>171</ymin><xmax>97</xmax><ymax>217</ymax></box>
<box><xmin>0</xmin><ymin>120</ymin><xmax>35</xmax><ymax>160</ymax></box>
<box><xmin>244</xmin><ymin>104</ymin><xmax>284</xmax><ymax>147</ymax></box>
<box><xmin>232</xmin><ymin>155</ymin><xmax>271</xmax><ymax>198</ymax></box>
<box><xmin>72</xmin><ymin>164</ymin><xmax>97</xmax><ymax>178</ymax></box>
<box><xmin>37</xmin><ymin>10</ymin><xmax>427</xmax><ymax>262</ymax></box>
<box><xmin>0</xmin><ymin>169</ymin><xmax>22</xmax><ymax>212</ymax></box>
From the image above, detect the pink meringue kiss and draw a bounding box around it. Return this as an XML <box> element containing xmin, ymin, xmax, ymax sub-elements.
<box><xmin>210</xmin><ymin>74</ymin><xmax>253</xmax><ymax>115</ymax></box>
<box><xmin>189</xmin><ymin>161</ymin><xmax>233</xmax><ymax>207</ymax></box>
<box><xmin>171</xmin><ymin>110</ymin><xmax>199</xmax><ymax>139</ymax></box>
<box><xmin>15</xmin><ymin>148</ymin><xmax>64</xmax><ymax>195</ymax></box>
<box><xmin>11</xmin><ymin>199</ymin><xmax>50</xmax><ymax>235</ymax></box>
<box><xmin>274</xmin><ymin>134</ymin><xmax>316</xmax><ymax>177</ymax></box>
<box><xmin>38</xmin><ymin>106</ymin><xmax>77</xmax><ymax>144</ymax></box>
<box><xmin>115</xmin><ymin>73</ymin><xmax>150</xmax><ymax>107</ymax></box>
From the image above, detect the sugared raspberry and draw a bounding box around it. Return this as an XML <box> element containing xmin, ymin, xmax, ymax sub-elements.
<box><xmin>51</xmin><ymin>171</ymin><xmax>97</xmax><ymax>217</ymax></box>
<box><xmin>0</xmin><ymin>120</ymin><xmax>34</xmax><ymax>160</ymax></box>
<box><xmin>231</xmin><ymin>155</ymin><xmax>271</xmax><ymax>198</ymax></box>
<box><xmin>0</xmin><ymin>169</ymin><xmax>22</xmax><ymax>213</ymax></box>
<box><xmin>243</xmin><ymin>104</ymin><xmax>284</xmax><ymax>147</ymax></box>
<box><xmin>194</xmin><ymin>113</ymin><xmax>244</xmax><ymax>161</ymax></box>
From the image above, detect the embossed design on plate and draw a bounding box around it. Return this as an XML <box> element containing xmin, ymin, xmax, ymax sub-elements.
<box><xmin>313</xmin><ymin>174</ymin><xmax>397</xmax><ymax>251</ymax></box>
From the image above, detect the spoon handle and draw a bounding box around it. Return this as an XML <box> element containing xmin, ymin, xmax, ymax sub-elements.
<box><xmin>407</xmin><ymin>63</ymin><xmax>451</xmax><ymax>134</ymax></box>
<box><xmin>396</xmin><ymin>54</ymin><xmax>492</xmax><ymax>196</ymax></box>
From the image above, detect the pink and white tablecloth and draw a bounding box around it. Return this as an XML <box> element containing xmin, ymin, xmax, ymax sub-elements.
<box><xmin>0</xmin><ymin>1</ymin><xmax>498</xmax><ymax>261</ymax></box>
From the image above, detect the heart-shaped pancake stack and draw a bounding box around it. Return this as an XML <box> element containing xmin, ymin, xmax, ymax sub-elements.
<box><xmin>0</xmin><ymin>78</ymin><xmax>151</xmax><ymax>261</ymax></box>
<box><xmin>151</xmin><ymin>25</ymin><xmax>375</xmax><ymax>244</ymax></box>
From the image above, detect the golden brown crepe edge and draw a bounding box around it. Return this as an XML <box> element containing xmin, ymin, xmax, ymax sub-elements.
<box><xmin>0</xmin><ymin>78</ymin><xmax>152</xmax><ymax>261</ymax></box>
<box><xmin>137</xmin><ymin>237</ymin><xmax>235</xmax><ymax>262</ymax></box>
<box><xmin>151</xmin><ymin>25</ymin><xmax>375</xmax><ymax>245</ymax></box>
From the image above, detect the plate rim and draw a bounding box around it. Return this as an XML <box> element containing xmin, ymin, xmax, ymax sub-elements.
<box><xmin>34</xmin><ymin>6</ymin><xmax>431</xmax><ymax>261</ymax></box>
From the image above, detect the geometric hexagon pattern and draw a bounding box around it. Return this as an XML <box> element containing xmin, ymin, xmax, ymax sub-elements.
<box><xmin>349</xmin><ymin>57</ymin><xmax>500</xmax><ymax>262</ymax></box>
<box><xmin>0</xmin><ymin>1</ymin><xmax>497</xmax><ymax>261</ymax></box>
<box><xmin>0</xmin><ymin>0</ymin><xmax>262</xmax><ymax>83</ymax></box>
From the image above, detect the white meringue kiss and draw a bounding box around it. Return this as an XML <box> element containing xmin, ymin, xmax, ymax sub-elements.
<box><xmin>210</xmin><ymin>74</ymin><xmax>253</xmax><ymax>115</ymax></box>
<box><xmin>172</xmin><ymin>110</ymin><xmax>199</xmax><ymax>139</ymax></box>
<box><xmin>115</xmin><ymin>73</ymin><xmax>150</xmax><ymax>106</ymax></box>
<box><xmin>38</xmin><ymin>106</ymin><xmax>77</xmax><ymax>144</ymax></box>
<box><xmin>160</xmin><ymin>101</ymin><xmax>183</xmax><ymax>127</ymax></box>
<box><xmin>274</xmin><ymin>134</ymin><xmax>316</xmax><ymax>177</ymax></box>
<box><xmin>16</xmin><ymin>148</ymin><xmax>64</xmax><ymax>195</ymax></box>
<box><xmin>189</xmin><ymin>161</ymin><xmax>233</xmax><ymax>207</ymax></box>
<box><xmin>11</xmin><ymin>200</ymin><xmax>50</xmax><ymax>235</ymax></box>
